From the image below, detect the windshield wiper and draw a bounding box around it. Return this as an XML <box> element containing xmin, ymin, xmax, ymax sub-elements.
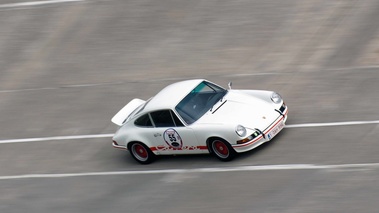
<box><xmin>212</xmin><ymin>100</ymin><xmax>227</xmax><ymax>114</ymax></box>
<box><xmin>210</xmin><ymin>91</ymin><xmax>227</xmax><ymax>112</ymax></box>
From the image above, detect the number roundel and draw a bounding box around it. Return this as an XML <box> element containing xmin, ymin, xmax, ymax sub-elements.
<box><xmin>163</xmin><ymin>128</ymin><xmax>183</xmax><ymax>148</ymax></box>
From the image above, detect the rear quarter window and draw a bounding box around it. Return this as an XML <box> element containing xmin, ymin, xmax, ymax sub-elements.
<box><xmin>134</xmin><ymin>114</ymin><xmax>153</xmax><ymax>127</ymax></box>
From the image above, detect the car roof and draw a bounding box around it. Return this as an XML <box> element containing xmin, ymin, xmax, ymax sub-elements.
<box><xmin>143</xmin><ymin>79</ymin><xmax>205</xmax><ymax>112</ymax></box>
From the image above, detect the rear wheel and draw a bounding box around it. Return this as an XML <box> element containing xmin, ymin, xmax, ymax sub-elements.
<box><xmin>129</xmin><ymin>142</ymin><xmax>155</xmax><ymax>164</ymax></box>
<box><xmin>209</xmin><ymin>138</ymin><xmax>236</xmax><ymax>161</ymax></box>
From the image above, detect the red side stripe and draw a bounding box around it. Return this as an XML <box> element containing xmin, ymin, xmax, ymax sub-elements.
<box><xmin>150</xmin><ymin>145</ymin><xmax>208</xmax><ymax>151</ymax></box>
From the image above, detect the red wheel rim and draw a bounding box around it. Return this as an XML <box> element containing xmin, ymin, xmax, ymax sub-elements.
<box><xmin>213</xmin><ymin>140</ymin><xmax>229</xmax><ymax>158</ymax></box>
<box><xmin>132</xmin><ymin>144</ymin><xmax>148</xmax><ymax>161</ymax></box>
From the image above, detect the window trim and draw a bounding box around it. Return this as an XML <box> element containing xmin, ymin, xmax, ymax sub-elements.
<box><xmin>148</xmin><ymin>113</ymin><xmax>156</xmax><ymax>127</ymax></box>
<box><xmin>169</xmin><ymin>110</ymin><xmax>185</xmax><ymax>127</ymax></box>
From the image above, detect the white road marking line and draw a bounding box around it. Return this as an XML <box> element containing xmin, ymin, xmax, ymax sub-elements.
<box><xmin>0</xmin><ymin>82</ymin><xmax>124</xmax><ymax>93</ymax></box>
<box><xmin>0</xmin><ymin>67</ymin><xmax>376</xmax><ymax>94</ymax></box>
<box><xmin>0</xmin><ymin>87</ymin><xmax>57</xmax><ymax>93</ymax></box>
<box><xmin>0</xmin><ymin>134</ymin><xmax>113</xmax><ymax>144</ymax></box>
<box><xmin>0</xmin><ymin>73</ymin><xmax>285</xmax><ymax>93</ymax></box>
<box><xmin>1</xmin><ymin>163</ymin><xmax>379</xmax><ymax>180</ymax></box>
<box><xmin>0</xmin><ymin>119</ymin><xmax>378</xmax><ymax>144</ymax></box>
<box><xmin>64</xmin><ymin>82</ymin><xmax>124</xmax><ymax>88</ymax></box>
<box><xmin>0</xmin><ymin>0</ymin><xmax>83</xmax><ymax>8</ymax></box>
<box><xmin>224</xmin><ymin>73</ymin><xmax>286</xmax><ymax>77</ymax></box>
<box><xmin>285</xmin><ymin>120</ymin><xmax>379</xmax><ymax>128</ymax></box>
<box><xmin>325</xmin><ymin>65</ymin><xmax>379</xmax><ymax>71</ymax></box>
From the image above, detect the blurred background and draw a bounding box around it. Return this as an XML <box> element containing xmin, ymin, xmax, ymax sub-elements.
<box><xmin>1</xmin><ymin>0</ymin><xmax>379</xmax><ymax>212</ymax></box>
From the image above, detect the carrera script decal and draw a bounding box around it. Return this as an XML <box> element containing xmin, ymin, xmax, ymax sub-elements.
<box><xmin>150</xmin><ymin>146</ymin><xmax>208</xmax><ymax>151</ymax></box>
<box><xmin>163</xmin><ymin>128</ymin><xmax>183</xmax><ymax>148</ymax></box>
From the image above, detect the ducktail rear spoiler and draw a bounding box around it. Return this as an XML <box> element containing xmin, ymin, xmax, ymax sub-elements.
<box><xmin>111</xmin><ymin>98</ymin><xmax>146</xmax><ymax>126</ymax></box>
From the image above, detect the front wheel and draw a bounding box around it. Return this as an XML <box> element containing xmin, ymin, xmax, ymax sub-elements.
<box><xmin>209</xmin><ymin>138</ymin><xmax>236</xmax><ymax>161</ymax></box>
<box><xmin>129</xmin><ymin>142</ymin><xmax>155</xmax><ymax>164</ymax></box>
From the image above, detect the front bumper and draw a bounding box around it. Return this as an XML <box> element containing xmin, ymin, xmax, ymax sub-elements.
<box><xmin>232</xmin><ymin>106</ymin><xmax>288</xmax><ymax>153</ymax></box>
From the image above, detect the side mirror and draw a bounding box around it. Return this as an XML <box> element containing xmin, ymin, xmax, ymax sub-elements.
<box><xmin>228</xmin><ymin>82</ymin><xmax>232</xmax><ymax>90</ymax></box>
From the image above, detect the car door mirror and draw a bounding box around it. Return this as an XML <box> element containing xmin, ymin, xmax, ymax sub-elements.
<box><xmin>228</xmin><ymin>82</ymin><xmax>232</xmax><ymax>90</ymax></box>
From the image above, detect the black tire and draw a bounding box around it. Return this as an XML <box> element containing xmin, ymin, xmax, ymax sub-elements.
<box><xmin>208</xmin><ymin>138</ymin><xmax>236</xmax><ymax>161</ymax></box>
<box><xmin>128</xmin><ymin>142</ymin><xmax>155</xmax><ymax>164</ymax></box>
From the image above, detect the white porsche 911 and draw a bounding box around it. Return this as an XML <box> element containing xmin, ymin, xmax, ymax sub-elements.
<box><xmin>112</xmin><ymin>79</ymin><xmax>288</xmax><ymax>164</ymax></box>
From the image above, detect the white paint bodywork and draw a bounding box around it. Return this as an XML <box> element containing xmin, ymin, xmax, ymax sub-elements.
<box><xmin>111</xmin><ymin>79</ymin><xmax>288</xmax><ymax>155</ymax></box>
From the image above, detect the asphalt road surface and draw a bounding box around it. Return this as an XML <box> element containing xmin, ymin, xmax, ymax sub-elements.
<box><xmin>1</xmin><ymin>0</ymin><xmax>379</xmax><ymax>212</ymax></box>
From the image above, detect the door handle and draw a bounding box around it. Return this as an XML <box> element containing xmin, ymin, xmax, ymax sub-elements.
<box><xmin>154</xmin><ymin>133</ymin><xmax>162</xmax><ymax>137</ymax></box>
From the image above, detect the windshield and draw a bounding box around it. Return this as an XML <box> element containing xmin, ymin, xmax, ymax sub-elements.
<box><xmin>175</xmin><ymin>81</ymin><xmax>227</xmax><ymax>124</ymax></box>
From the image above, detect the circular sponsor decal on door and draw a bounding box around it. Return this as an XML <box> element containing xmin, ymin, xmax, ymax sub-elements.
<box><xmin>163</xmin><ymin>128</ymin><xmax>183</xmax><ymax>148</ymax></box>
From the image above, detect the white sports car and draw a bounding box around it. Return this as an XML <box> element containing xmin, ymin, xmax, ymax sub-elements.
<box><xmin>112</xmin><ymin>79</ymin><xmax>288</xmax><ymax>164</ymax></box>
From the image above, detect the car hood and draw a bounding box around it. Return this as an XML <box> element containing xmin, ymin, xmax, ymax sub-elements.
<box><xmin>196</xmin><ymin>90</ymin><xmax>278</xmax><ymax>130</ymax></box>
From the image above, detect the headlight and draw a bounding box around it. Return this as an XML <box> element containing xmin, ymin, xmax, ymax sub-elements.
<box><xmin>235</xmin><ymin>125</ymin><xmax>247</xmax><ymax>137</ymax></box>
<box><xmin>271</xmin><ymin>92</ymin><xmax>282</xmax><ymax>104</ymax></box>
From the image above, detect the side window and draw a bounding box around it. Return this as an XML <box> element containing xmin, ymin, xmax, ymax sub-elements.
<box><xmin>134</xmin><ymin>114</ymin><xmax>153</xmax><ymax>127</ymax></box>
<box><xmin>171</xmin><ymin>111</ymin><xmax>184</xmax><ymax>127</ymax></box>
<box><xmin>150</xmin><ymin>110</ymin><xmax>175</xmax><ymax>127</ymax></box>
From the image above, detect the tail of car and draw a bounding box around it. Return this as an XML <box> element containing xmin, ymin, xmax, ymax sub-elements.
<box><xmin>111</xmin><ymin>98</ymin><xmax>146</xmax><ymax>126</ymax></box>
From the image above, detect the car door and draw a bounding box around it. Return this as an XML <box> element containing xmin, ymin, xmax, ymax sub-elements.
<box><xmin>149</xmin><ymin>110</ymin><xmax>204</xmax><ymax>154</ymax></box>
